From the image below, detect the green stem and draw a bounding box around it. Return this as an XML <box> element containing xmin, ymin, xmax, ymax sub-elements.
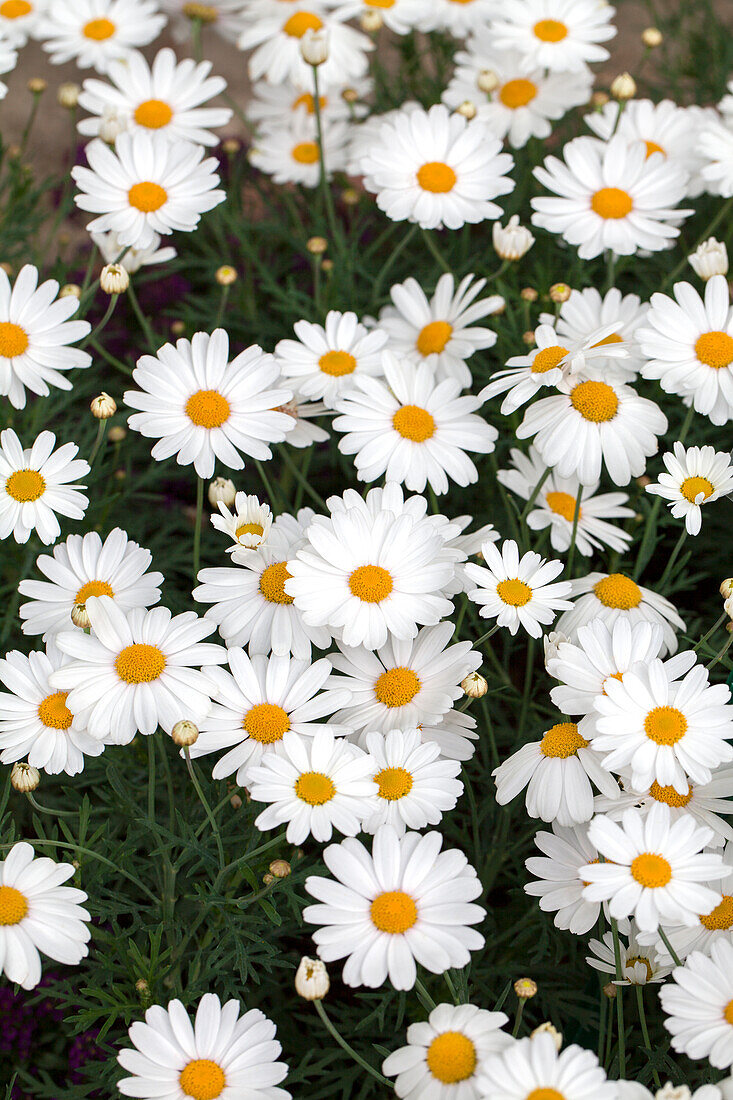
<box><xmin>372</xmin><ymin>224</ymin><xmax>418</xmax><ymax>304</ymax></box>
<box><xmin>312</xmin><ymin>65</ymin><xmax>339</xmax><ymax>245</ymax></box>
<box><xmin>184</xmin><ymin>746</ymin><xmax>225</xmax><ymax>872</ymax></box>
<box><xmin>658</xmin><ymin>927</ymin><xmax>682</xmax><ymax>968</ymax></box>
<box><xmin>414</xmin><ymin>976</ymin><xmax>436</xmax><ymax>1010</ymax></box>
<box><xmin>664</xmin><ymin>196</ymin><xmax>733</xmax><ymax>289</ymax></box>
<box><xmin>314</xmin><ymin>1000</ymin><xmax>390</xmax><ymax>1085</ymax></box>
<box><xmin>421</xmin><ymin>227</ymin><xmax>452</xmax><ymax>273</ymax></box>
<box><xmin>635</xmin><ymin>985</ymin><xmax>661</xmax><ymax>1089</ymax></box>
<box><xmin>278</xmin><ymin>445</ymin><xmax>327</xmax><ymax>510</ymax></box>
<box><xmin>88</xmin><ymin>420</ymin><xmax>108</xmax><ymax>468</ymax></box>
<box><xmin>443</xmin><ymin>970</ymin><xmax>460</xmax><ymax>1005</ymax></box>
<box><xmin>127</xmin><ymin>279</ymin><xmax>158</xmax><ymax>352</ymax></box>
<box><xmin>213</xmin><ymin>830</ymin><xmax>288</xmax><ymax>892</ymax></box>
<box><xmin>706</xmin><ymin>631</ymin><xmax>733</xmax><ymax>671</ymax></box>
<box><xmin>520</xmin><ymin>466</ymin><xmax>551</xmax><ymax>520</ymax></box>
<box><xmin>254</xmin><ymin>459</ymin><xmax>281</xmax><ymax>512</ymax></box>
<box><xmin>611</xmin><ymin>918</ymin><xmax>626</xmax><ymax>1076</ymax></box>
<box><xmin>25</xmin><ymin>793</ymin><xmax>77</xmax><ymax>818</ymax></box>
<box><xmin>694</xmin><ymin>612</ymin><xmax>727</xmax><ymax>652</ymax></box>
<box><xmin>512</xmin><ymin>999</ymin><xmax>525</xmax><ymax>1037</ymax></box>
<box><xmin>20</xmin><ymin>92</ymin><xmax>42</xmax><ymax>153</ymax></box>
<box><xmin>215</xmin><ymin>284</ymin><xmax>230</xmax><ymax>328</ymax></box>
<box><xmin>657</xmin><ymin>526</ymin><xmax>687</xmax><ymax>590</ymax></box>
<box><xmin>81</xmin><ymin>294</ymin><xmax>118</xmax><ymax>349</ymax></box>
<box><xmin>3</xmin><ymin>837</ymin><xmax>158</xmax><ymax>904</ymax></box>
<box><xmin>473</xmin><ymin>623</ymin><xmax>501</xmax><ymax>648</ymax></box>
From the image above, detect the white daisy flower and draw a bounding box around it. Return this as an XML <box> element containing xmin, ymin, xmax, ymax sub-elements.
<box><xmin>304</xmin><ymin>824</ymin><xmax>485</xmax><ymax>990</ymax></box>
<box><xmin>498</xmin><ymin>446</ymin><xmax>634</xmax><ymax>557</ymax></box>
<box><xmin>78</xmin><ymin>47</ymin><xmax>232</xmax><ymax>147</ymax></box>
<box><xmin>547</xmin><ymin>617</ymin><xmax>668</xmax><ymax>717</ymax></box>
<box><xmin>647</xmin><ymin>441</ymin><xmax>733</xmax><ymax>535</ymax></box>
<box><xmin>331</xmin><ymin>0</ymin><xmax>425</xmax><ymax>35</ymax></box>
<box><xmin>18</xmin><ymin>527</ymin><xmax>164</xmax><ymax>640</ymax></box>
<box><xmin>275</xmin><ymin>310</ymin><xmax>388</xmax><ymax>410</ymax></box>
<box><xmin>211</xmin><ymin>492</ymin><xmax>273</xmax><ymax>553</ymax></box>
<box><xmin>91</xmin><ymin>229</ymin><xmax>176</xmax><ymax>273</ymax></box>
<box><xmin>125</xmin><ymin>329</ymin><xmax>293</xmax><ymax>480</ymax></box>
<box><xmin>660</xmin><ymin>940</ymin><xmax>733</xmax><ymax>1069</ymax></box>
<box><xmin>285</xmin><ymin>495</ymin><xmax>456</xmax><ymax>650</ymax></box>
<box><xmin>478</xmin><ymin>1032</ymin><xmax>616</xmax><ymax>1100</ymax></box>
<box><xmin>238</xmin><ymin>7</ymin><xmax>372</xmax><ymax>90</ymax></box>
<box><xmin>0</xmin><ymin>264</ymin><xmax>92</xmax><ymax>410</ymax></box>
<box><xmin>362</xmin><ymin>728</ymin><xmax>462</xmax><ymax>835</ymax></box>
<box><xmin>42</xmin><ymin>0</ymin><xmax>166</xmax><ymax>74</ymax></box>
<box><xmin>426</xmin><ymin>0</ymin><xmax>499</xmax><ymax>36</ymax></box>
<box><xmin>247</xmin><ymin>728</ymin><xmax>377</xmax><ymax>844</ymax></box>
<box><xmin>247</xmin><ymin>78</ymin><xmax>371</xmax><ymax>127</ymax></box>
<box><xmin>249</xmin><ymin>114</ymin><xmax>351</xmax><ymax>188</ymax></box>
<box><xmin>490</xmin><ymin>0</ymin><xmax>616</xmax><ymax>73</ymax></box>
<box><xmin>276</xmin><ymin>397</ymin><xmax>330</xmax><ymax>448</ymax></box>
<box><xmin>0</xmin><ymin>40</ymin><xmax>16</xmax><ymax>99</ymax></box>
<box><xmin>591</xmin><ymin>656</ymin><xmax>733</xmax><ymax>795</ymax></box>
<box><xmin>531</xmin><ymin>133</ymin><xmax>692</xmax><ymax>259</ymax></box>
<box><xmin>699</xmin><ymin>116</ymin><xmax>733</xmax><ymax>198</ymax></box>
<box><xmin>638</xmin><ymin>275</ymin><xmax>733</xmax><ymax>426</ymax></box>
<box><xmin>187</xmin><ymin>648</ymin><xmax>351</xmax><ymax>784</ymax></box>
<box><xmin>358</xmin><ymin>103</ymin><xmax>515</xmax><ymax>231</ymax></box>
<box><xmin>524</xmin><ymin>821</ymin><xmax>604</xmax><ymax>935</ymax></box>
<box><xmin>0</xmin><ymin>0</ymin><xmax>47</xmax><ymax>47</ymax></box>
<box><xmin>583</xmin><ymin>803</ymin><xmax>730</xmax><ymax>932</ymax></box>
<box><xmin>493</xmin><ymin>717</ymin><xmax>620</xmax><ymax>826</ymax></box>
<box><xmin>72</xmin><ymin>131</ymin><xmax>225</xmax><ymax>250</ymax></box>
<box><xmin>0</xmin><ymin>842</ymin><xmax>90</xmax><ymax>991</ymax></box>
<box><xmin>587</xmin><ymin>922</ymin><xmax>672</xmax><ymax>985</ymax></box>
<box><xmin>382</xmin><ymin>1002</ymin><xmax>512</xmax><ymax>1100</ymax></box>
<box><xmin>551</xmin><ymin>285</ymin><xmax>649</xmax><ymax>380</ymax></box>
<box><xmin>374</xmin><ymin>273</ymin><xmax>502</xmax><ymax>389</ymax></box>
<box><xmin>586</xmin><ymin>99</ymin><xmax>712</xmax><ymax>198</ymax></box>
<box><xmin>0</xmin><ymin>645</ymin><xmax>103</xmax><ymax>776</ymax></box>
<box><xmin>333</xmin><ymin>354</ymin><xmax>498</xmax><ymax>496</ymax></box>
<box><xmin>418</xmin><ymin>710</ymin><xmax>479</xmax><ymax>763</ymax></box>
<box><xmin>517</xmin><ymin>376</ymin><xmax>667</xmax><ymax>487</ymax></box>
<box><xmin>51</xmin><ymin>595</ymin><xmax>226</xmax><ymax>745</ymax></box>
<box><xmin>557</xmin><ymin>571</ymin><xmax>685</xmax><ymax>657</ymax></box>
<box><xmin>158</xmin><ymin>0</ymin><xmax>245</xmax><ymax>45</ymax></box>
<box><xmin>327</xmin><ymin>621</ymin><xmax>480</xmax><ymax>739</ymax></box>
<box><xmin>0</xmin><ymin>429</ymin><xmax>89</xmax><ymax>546</ymax></box>
<box><xmin>657</xmin><ymin>842</ymin><xmax>733</xmax><ymax>963</ymax></box>
<box><xmin>465</xmin><ymin>538</ymin><xmax>572</xmax><ymax>639</ymax></box>
<box><xmin>443</xmin><ymin>37</ymin><xmax>593</xmax><ymax>148</ymax></box>
<box><xmin>117</xmin><ymin>992</ymin><xmax>291</xmax><ymax>1099</ymax></box>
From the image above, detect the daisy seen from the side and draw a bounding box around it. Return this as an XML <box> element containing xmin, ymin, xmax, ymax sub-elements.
<box><xmin>0</xmin><ymin>429</ymin><xmax>89</xmax><ymax>546</ymax></box>
<box><xmin>465</xmin><ymin>538</ymin><xmax>572</xmax><ymax>638</ymax></box>
<box><xmin>91</xmin><ymin>228</ymin><xmax>176</xmax><ymax>272</ymax></box>
<box><xmin>211</xmin><ymin>493</ymin><xmax>273</xmax><ymax>553</ymax></box>
<box><xmin>556</xmin><ymin>571</ymin><xmax>685</xmax><ymax>657</ymax></box>
<box><xmin>524</xmin><ymin>821</ymin><xmax>603</xmax><ymax>935</ymax></box>
<box><xmin>587</xmin><ymin>922</ymin><xmax>672</xmax><ymax>985</ymax></box>
<box><xmin>647</xmin><ymin>441</ymin><xmax>733</xmax><ymax>534</ymax></box>
<box><xmin>274</xmin><ymin>310</ymin><xmax>387</xmax><ymax>408</ymax></box>
<box><xmin>43</xmin><ymin>0</ymin><xmax>166</xmax><ymax>73</ymax></box>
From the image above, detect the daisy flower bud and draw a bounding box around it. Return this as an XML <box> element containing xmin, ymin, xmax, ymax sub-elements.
<box><xmin>341</xmin><ymin>187</ymin><xmax>359</xmax><ymax>206</ymax></box>
<box><xmin>476</xmin><ymin>69</ymin><xmax>499</xmax><ymax>94</ymax></box>
<box><xmin>216</xmin><ymin>265</ymin><xmax>237</xmax><ymax>286</ymax></box>
<box><xmin>549</xmin><ymin>282</ymin><xmax>572</xmax><ymax>303</ymax></box>
<box><xmin>269</xmin><ymin>859</ymin><xmax>291</xmax><ymax>879</ymax></box>
<box><xmin>222</xmin><ymin>139</ymin><xmax>240</xmax><ymax>155</ymax></box>
<box><xmin>688</xmin><ymin>237</ymin><xmax>728</xmax><ymax>281</ymax></box>
<box><xmin>100</xmin><ymin>264</ymin><xmax>129</xmax><ymax>295</ymax></box>
<box><xmin>184</xmin><ymin>1</ymin><xmax>218</xmax><ymax>21</ymax></box>
<box><xmin>531</xmin><ymin>1023</ymin><xmax>562</xmax><ymax>1051</ymax></box>
<box><xmin>307</xmin><ymin>236</ymin><xmax>328</xmax><ymax>255</ymax></box>
<box><xmin>171</xmin><ymin>320</ymin><xmax>186</xmax><ymax>336</ymax></box>
<box><xmin>230</xmin><ymin>794</ymin><xmax>242</xmax><ymax>809</ymax></box>
<box><xmin>611</xmin><ymin>72</ymin><xmax>636</xmax><ymax>100</ymax></box>
<box><xmin>90</xmin><ymin>392</ymin><xmax>117</xmax><ymax>419</ymax></box>
<box><xmin>457</xmin><ymin>100</ymin><xmax>477</xmax><ymax>120</ymax></box>
<box><xmin>71</xmin><ymin>603</ymin><xmax>91</xmax><ymax>629</ymax></box>
<box><xmin>591</xmin><ymin>91</ymin><xmax>610</xmax><ymax>109</ymax></box>
<box><xmin>521</xmin><ymin>287</ymin><xmax>538</xmax><ymax>302</ymax></box>
<box><xmin>360</xmin><ymin>9</ymin><xmax>382</xmax><ymax>32</ymax></box>
<box><xmin>11</xmin><ymin>762</ymin><xmax>40</xmax><ymax>793</ymax></box>
<box><xmin>135</xmin><ymin>979</ymin><xmax>152</xmax><ymax>1007</ymax></box>
<box><xmin>493</xmin><ymin>215</ymin><xmax>535</xmax><ymax>261</ymax></box>
<box><xmin>655</xmin><ymin>1086</ymin><xmax>691</xmax><ymax>1100</ymax></box>
<box><xmin>171</xmin><ymin>720</ymin><xmax>199</xmax><ymax>747</ymax></box>
<box><xmin>342</xmin><ymin>88</ymin><xmax>359</xmax><ymax>104</ymax></box>
<box><xmin>108</xmin><ymin>425</ymin><xmax>126</xmax><ymax>443</ymax></box>
<box><xmin>543</xmin><ymin>630</ymin><xmax>570</xmax><ymax>664</ymax></box>
<box><xmin>721</xmin><ymin>578</ymin><xmax>733</xmax><ymax>600</ymax></box>
<box><xmin>461</xmin><ymin>672</ymin><xmax>487</xmax><ymax>699</ymax></box>
<box><xmin>725</xmin><ymin>596</ymin><xmax>733</xmax><ymax>620</ymax></box>
<box><xmin>59</xmin><ymin>284</ymin><xmax>81</xmax><ymax>299</ymax></box>
<box><xmin>522</xmin><ymin>330</ymin><xmax>536</xmax><ymax>346</ymax></box>
<box><xmin>514</xmin><ymin>978</ymin><xmax>537</xmax><ymax>999</ymax></box>
<box><xmin>99</xmin><ymin>113</ymin><xmax>125</xmax><ymax>144</ymax></box>
<box><xmin>603</xmin><ymin>983</ymin><xmax>617</xmax><ymax>999</ymax></box>
<box><xmin>208</xmin><ymin>477</ymin><xmax>236</xmax><ymax>509</ymax></box>
<box><xmin>27</xmin><ymin>78</ymin><xmax>46</xmax><ymax>95</ymax></box>
<box><xmin>642</xmin><ymin>27</ymin><xmax>663</xmax><ymax>47</ymax></box>
<box><xmin>58</xmin><ymin>83</ymin><xmax>81</xmax><ymax>110</ymax></box>
<box><xmin>263</xmin><ymin>872</ymin><xmax>275</xmax><ymax>885</ymax></box>
<box><xmin>295</xmin><ymin>957</ymin><xmax>330</xmax><ymax>1001</ymax></box>
<box><xmin>322</xmin><ymin>259</ymin><xmax>334</xmax><ymax>273</ymax></box>
<box><xmin>300</xmin><ymin>27</ymin><xmax>330</xmax><ymax>65</ymax></box>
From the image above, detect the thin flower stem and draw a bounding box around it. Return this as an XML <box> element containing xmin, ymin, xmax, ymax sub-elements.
<box><xmin>474</xmin><ymin>623</ymin><xmax>501</xmax><ymax>648</ymax></box>
<box><xmin>657</xmin><ymin>527</ymin><xmax>688</xmax><ymax>590</ymax></box>
<box><xmin>636</xmin><ymin>984</ymin><xmax>662</xmax><ymax>1089</ymax></box>
<box><xmin>658</xmin><ymin>927</ymin><xmax>682</xmax><ymax>968</ymax></box>
<box><xmin>519</xmin><ymin>466</ymin><xmax>551</xmax><ymax>520</ymax></box>
<box><xmin>81</xmin><ymin>294</ymin><xmax>118</xmax><ymax>349</ymax></box>
<box><xmin>213</xmin><ymin>831</ymin><xmax>288</xmax><ymax>892</ymax></box>
<box><xmin>421</xmin><ymin>227</ymin><xmax>452</xmax><ymax>273</ymax></box>
<box><xmin>694</xmin><ymin>612</ymin><xmax>728</xmax><ymax>652</ymax></box>
<box><xmin>312</xmin><ymin>65</ymin><xmax>339</xmax><ymax>246</ymax></box>
<box><xmin>597</xmin><ymin>985</ymin><xmax>607</xmax><ymax>1062</ymax></box>
<box><xmin>313</xmin><ymin>1000</ymin><xmax>390</xmax><ymax>1086</ymax></box>
<box><xmin>611</xmin><ymin>918</ymin><xmax>626</xmax><ymax>1076</ymax></box>
<box><xmin>566</xmin><ymin>485</ymin><xmax>584</xmax><ymax>577</ymax></box>
<box><xmin>443</xmin><ymin>969</ymin><xmax>460</xmax><ymax>1005</ymax></box>
<box><xmin>278</xmin><ymin>446</ymin><xmax>327</xmax><ymax>510</ymax></box>
<box><xmin>415</xmin><ymin>976</ymin><xmax>436</xmax><ymax>1010</ymax></box>
<box><xmin>663</xmin><ymin>195</ymin><xmax>733</xmax><ymax>289</ymax></box>
<box><xmin>372</xmin><ymin>223</ymin><xmax>418</xmax><ymax>304</ymax></box>
<box><xmin>512</xmin><ymin>999</ymin><xmax>525</xmax><ymax>1037</ymax></box>
<box><xmin>215</xmin><ymin>284</ymin><xmax>230</xmax><ymax>329</ymax></box>
<box><xmin>20</xmin><ymin>91</ymin><xmax>42</xmax><ymax>153</ymax></box>
<box><xmin>88</xmin><ymin>420</ymin><xmax>108</xmax><ymax>468</ymax></box>
<box><xmin>25</xmin><ymin>793</ymin><xmax>78</xmax><ymax>818</ymax></box>
<box><xmin>706</xmin><ymin>631</ymin><xmax>733</xmax><ymax>671</ymax></box>
<box><xmin>184</xmin><ymin>746</ymin><xmax>225</xmax><ymax>872</ymax></box>
<box><xmin>254</xmin><ymin>458</ymin><xmax>282</xmax><ymax>513</ymax></box>
<box><xmin>2</xmin><ymin>837</ymin><xmax>159</xmax><ymax>904</ymax></box>
<box><xmin>193</xmin><ymin>476</ymin><xmax>204</xmax><ymax>585</ymax></box>
<box><xmin>127</xmin><ymin>279</ymin><xmax>158</xmax><ymax>352</ymax></box>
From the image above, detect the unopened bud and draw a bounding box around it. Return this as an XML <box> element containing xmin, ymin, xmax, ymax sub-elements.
<box><xmin>457</xmin><ymin>100</ymin><xmax>477</xmax><ymax>120</ymax></box>
<box><xmin>171</xmin><ymin>720</ymin><xmax>199</xmax><ymax>747</ymax></box>
<box><xmin>515</xmin><ymin>978</ymin><xmax>537</xmax><ymax>999</ymax></box>
<box><xmin>300</xmin><ymin>27</ymin><xmax>329</xmax><ymax>65</ymax></box>
<box><xmin>269</xmin><ymin>859</ymin><xmax>291</xmax><ymax>879</ymax></box>
<box><xmin>171</xmin><ymin>320</ymin><xmax>186</xmax><ymax>335</ymax></box>
<box><xmin>360</xmin><ymin>9</ymin><xmax>382</xmax><ymax>31</ymax></box>
<box><xmin>307</xmin><ymin>236</ymin><xmax>328</xmax><ymax>255</ymax></box>
<box><xmin>230</xmin><ymin>793</ymin><xmax>242</xmax><ymax>809</ymax></box>
<box><xmin>549</xmin><ymin>282</ymin><xmax>571</xmax><ymax>303</ymax></box>
<box><xmin>208</xmin><ymin>476</ymin><xmax>236</xmax><ymax>509</ymax></box>
<box><xmin>58</xmin><ymin>83</ymin><xmax>81</xmax><ymax>109</ymax></box>
<box><xmin>637</xmin><ymin>475</ymin><xmax>651</xmax><ymax>488</ymax></box>
<box><xmin>531</xmin><ymin>1022</ymin><xmax>562</xmax><ymax>1051</ymax></box>
<box><xmin>321</xmin><ymin>258</ymin><xmax>334</xmax><ymax>273</ymax></box>
<box><xmin>603</xmin><ymin>983</ymin><xmax>617</xmax><ymax>999</ymax></box>
<box><xmin>108</xmin><ymin>425</ymin><xmax>127</xmax><ymax>443</ymax></box>
<box><xmin>641</xmin><ymin>27</ymin><xmax>662</xmax><ymax>47</ymax></box>
<box><xmin>611</xmin><ymin>72</ymin><xmax>636</xmax><ymax>100</ymax></box>
<box><xmin>90</xmin><ymin>392</ymin><xmax>117</xmax><ymax>419</ymax></box>
<box><xmin>721</xmin><ymin>579</ymin><xmax>733</xmax><ymax>600</ymax></box>
<box><xmin>493</xmin><ymin>214</ymin><xmax>535</xmax><ymax>261</ymax></box>
<box><xmin>222</xmin><ymin>138</ymin><xmax>240</xmax><ymax>155</ymax></box>
<box><xmin>295</xmin><ymin>956</ymin><xmax>330</xmax><ymax>1000</ymax></box>
<box><xmin>11</xmin><ymin>762</ymin><xmax>40</xmax><ymax>792</ymax></box>
<box><xmin>590</xmin><ymin>91</ymin><xmax>610</xmax><ymax>109</ymax></box>
<box><xmin>135</xmin><ymin>979</ymin><xmax>152</xmax><ymax>1006</ymax></box>
<box><xmin>341</xmin><ymin>87</ymin><xmax>359</xmax><ymax>104</ymax></box>
<box><xmin>521</xmin><ymin>287</ymin><xmax>539</xmax><ymax>302</ymax></box>
<box><xmin>461</xmin><ymin>672</ymin><xmax>487</xmax><ymax>699</ymax></box>
<box><xmin>725</xmin><ymin>595</ymin><xmax>733</xmax><ymax>621</ymax></box>
<box><xmin>341</xmin><ymin>187</ymin><xmax>359</xmax><ymax>206</ymax></box>
<box><xmin>71</xmin><ymin>603</ymin><xmax>91</xmax><ymax>629</ymax></box>
<box><xmin>689</xmin><ymin>237</ymin><xmax>728</xmax><ymax>281</ymax></box>
<box><xmin>100</xmin><ymin>263</ymin><xmax>129</xmax><ymax>295</ymax></box>
<box><xmin>476</xmin><ymin>69</ymin><xmax>499</xmax><ymax>94</ymax></box>
<box><xmin>183</xmin><ymin>1</ymin><xmax>218</xmax><ymax>21</ymax></box>
<box><xmin>727</xmin><ymin>621</ymin><xmax>733</xmax><ymax>634</ymax></box>
<box><xmin>263</xmin><ymin>872</ymin><xmax>275</xmax><ymax>885</ymax></box>
<box><xmin>27</xmin><ymin>78</ymin><xmax>47</xmax><ymax>95</ymax></box>
<box><xmin>59</xmin><ymin>283</ymin><xmax>81</xmax><ymax>299</ymax></box>
<box><xmin>543</xmin><ymin>630</ymin><xmax>569</xmax><ymax>665</ymax></box>
<box><xmin>216</xmin><ymin>265</ymin><xmax>237</xmax><ymax>286</ymax></box>
<box><xmin>523</xmin><ymin>330</ymin><xmax>536</xmax><ymax>346</ymax></box>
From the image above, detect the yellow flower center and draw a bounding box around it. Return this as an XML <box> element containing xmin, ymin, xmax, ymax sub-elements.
<box><xmin>644</xmin><ymin>140</ymin><xmax>666</xmax><ymax>158</ymax></box>
<box><xmin>499</xmin><ymin>78</ymin><xmax>538</xmax><ymax>108</ymax></box>
<box><xmin>644</xmin><ymin>705</ymin><xmax>688</xmax><ymax>746</ymax></box>
<box><xmin>38</xmin><ymin>691</ymin><xmax>73</xmax><ymax>730</ymax></box>
<box><xmin>700</xmin><ymin>895</ymin><xmax>733</xmax><ymax>931</ymax></box>
<box><xmin>128</xmin><ymin>181</ymin><xmax>168</xmax><ymax>213</ymax></box>
<box><xmin>591</xmin><ymin>187</ymin><xmax>634</xmax><ymax>219</ymax></box>
<box><xmin>626</xmin><ymin>955</ymin><xmax>653</xmax><ymax>981</ymax></box>
<box><xmin>5</xmin><ymin>469</ymin><xmax>45</xmax><ymax>503</ymax></box>
<box><xmin>0</xmin><ymin>885</ymin><xmax>28</xmax><ymax>926</ymax></box>
<box><xmin>532</xmin><ymin>345</ymin><xmax>568</xmax><ymax>373</ymax></box>
<box><xmin>259</xmin><ymin>561</ymin><xmax>294</xmax><ymax>605</ymax></box>
<box><xmin>179</xmin><ymin>1059</ymin><xmax>226</xmax><ymax>1100</ymax></box>
<box><xmin>417</xmin><ymin>161</ymin><xmax>457</xmax><ymax>194</ymax></box>
<box><xmin>426</xmin><ymin>1032</ymin><xmax>477</xmax><ymax>1084</ymax></box>
<box><xmin>318</xmin><ymin>350</ymin><xmax>356</xmax><ymax>375</ymax></box>
<box><xmin>416</xmin><ymin>320</ymin><xmax>452</xmax><ymax>356</ymax></box>
<box><xmin>527</xmin><ymin>1091</ymin><xmax>566</xmax><ymax>1100</ymax></box>
<box><xmin>630</xmin><ymin>852</ymin><xmax>672</xmax><ymax>888</ymax></box>
<box><xmin>496</xmin><ymin>578</ymin><xmax>532</xmax><ymax>606</ymax></box>
<box><xmin>540</xmin><ymin>721</ymin><xmax>588</xmax><ymax>758</ymax></box>
<box><xmin>183</xmin><ymin>2</ymin><xmax>219</xmax><ymax>22</ymax></box>
<box><xmin>695</xmin><ymin>331</ymin><xmax>733</xmax><ymax>370</ymax></box>
<box><xmin>725</xmin><ymin>1000</ymin><xmax>733</xmax><ymax>1026</ymax></box>
<box><xmin>348</xmin><ymin>565</ymin><xmax>393</xmax><ymax>603</ymax></box>
<box><xmin>374</xmin><ymin>666</ymin><xmax>421</xmax><ymax>707</ymax></box>
<box><xmin>115</xmin><ymin>643</ymin><xmax>166</xmax><ymax>684</ymax></box>
<box><xmin>0</xmin><ymin>322</ymin><xmax>29</xmax><ymax>358</ymax></box>
<box><xmin>294</xmin><ymin>771</ymin><xmax>336</xmax><ymax>805</ymax></box>
<box><xmin>533</xmin><ymin>18</ymin><xmax>567</xmax><ymax>41</ymax></box>
<box><xmin>649</xmin><ymin>781</ymin><xmax>693</xmax><ymax>807</ymax></box>
<box><xmin>545</xmin><ymin>491</ymin><xmax>579</xmax><ymax>521</ymax></box>
<box><xmin>392</xmin><ymin>405</ymin><xmax>436</xmax><ymax>442</ymax></box>
<box><xmin>243</xmin><ymin>702</ymin><xmax>290</xmax><ymax>744</ymax></box>
<box><xmin>592</xmin><ymin>332</ymin><xmax>623</xmax><ymax>347</ymax></box>
<box><xmin>365</xmin><ymin>0</ymin><xmax>395</xmax><ymax>7</ymax></box>
<box><xmin>375</xmin><ymin>765</ymin><xmax>413</xmax><ymax>801</ymax></box>
<box><xmin>185</xmin><ymin>389</ymin><xmax>231</xmax><ymax>429</ymax></box>
<box><xmin>282</xmin><ymin>10</ymin><xmax>323</xmax><ymax>36</ymax></box>
<box><xmin>236</xmin><ymin>522</ymin><xmax>264</xmax><ymax>539</ymax></box>
<box><xmin>370</xmin><ymin>889</ymin><xmax>418</xmax><ymax>933</ymax></box>
<box><xmin>593</xmin><ymin>573</ymin><xmax>642</xmax><ymax>610</ymax></box>
<box><xmin>75</xmin><ymin>579</ymin><xmax>114</xmax><ymax>604</ymax></box>
<box><xmin>0</xmin><ymin>1</ymin><xmax>32</xmax><ymax>16</ymax></box>
<box><xmin>291</xmin><ymin>141</ymin><xmax>320</xmax><ymax>165</ymax></box>
<box><xmin>134</xmin><ymin>98</ymin><xmax>173</xmax><ymax>129</ymax></box>
<box><xmin>570</xmin><ymin>379</ymin><xmax>619</xmax><ymax>422</ymax></box>
<box><xmin>83</xmin><ymin>17</ymin><xmax>116</xmax><ymax>39</ymax></box>
<box><xmin>292</xmin><ymin>92</ymin><xmax>326</xmax><ymax>113</ymax></box>
<box><xmin>680</xmin><ymin>475</ymin><xmax>714</xmax><ymax>503</ymax></box>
